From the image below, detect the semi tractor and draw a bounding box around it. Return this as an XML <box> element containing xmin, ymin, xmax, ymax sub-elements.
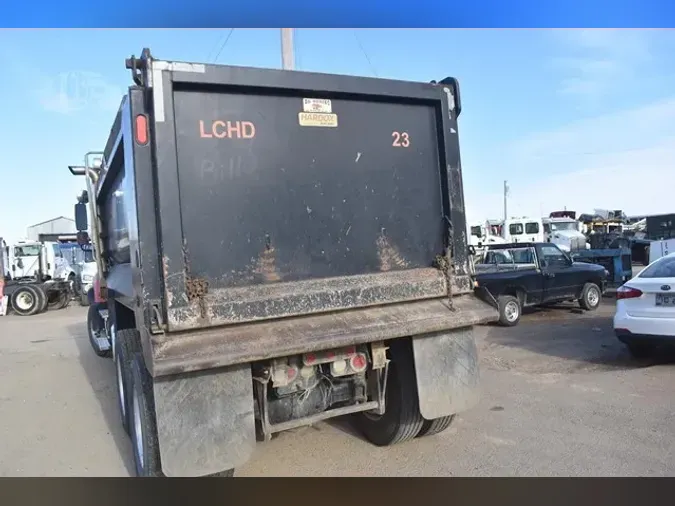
<box><xmin>69</xmin><ymin>48</ymin><xmax>497</xmax><ymax>477</ymax></box>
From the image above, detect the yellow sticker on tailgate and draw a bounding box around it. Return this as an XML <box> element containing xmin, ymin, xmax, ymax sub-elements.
<box><xmin>298</xmin><ymin>112</ymin><xmax>338</xmax><ymax>128</ymax></box>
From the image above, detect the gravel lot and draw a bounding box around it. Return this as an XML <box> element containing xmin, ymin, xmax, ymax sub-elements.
<box><xmin>1</xmin><ymin>294</ymin><xmax>674</xmax><ymax>477</ymax></box>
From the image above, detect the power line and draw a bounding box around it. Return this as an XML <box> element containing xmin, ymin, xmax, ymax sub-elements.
<box><xmin>212</xmin><ymin>28</ymin><xmax>235</xmax><ymax>63</ymax></box>
<box><xmin>353</xmin><ymin>30</ymin><xmax>378</xmax><ymax>78</ymax></box>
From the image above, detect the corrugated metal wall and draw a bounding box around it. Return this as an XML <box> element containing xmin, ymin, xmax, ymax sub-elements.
<box><xmin>26</xmin><ymin>217</ymin><xmax>77</xmax><ymax>241</ymax></box>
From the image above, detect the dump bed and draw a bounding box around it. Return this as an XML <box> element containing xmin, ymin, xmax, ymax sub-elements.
<box><xmin>126</xmin><ymin>54</ymin><xmax>464</xmax><ymax>330</ymax></box>
<box><xmin>95</xmin><ymin>51</ymin><xmax>497</xmax><ymax>374</ymax></box>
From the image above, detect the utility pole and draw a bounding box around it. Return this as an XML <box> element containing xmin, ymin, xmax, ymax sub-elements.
<box><xmin>281</xmin><ymin>29</ymin><xmax>295</xmax><ymax>70</ymax></box>
<box><xmin>503</xmin><ymin>180</ymin><xmax>509</xmax><ymax>221</ymax></box>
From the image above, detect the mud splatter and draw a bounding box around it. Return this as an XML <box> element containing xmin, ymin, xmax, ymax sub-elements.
<box><xmin>375</xmin><ymin>231</ymin><xmax>409</xmax><ymax>272</ymax></box>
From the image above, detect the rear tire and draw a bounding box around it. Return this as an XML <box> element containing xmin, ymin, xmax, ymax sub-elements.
<box><xmin>10</xmin><ymin>285</ymin><xmax>42</xmax><ymax>316</ymax></box>
<box><xmin>34</xmin><ymin>285</ymin><xmax>48</xmax><ymax>313</ymax></box>
<box><xmin>579</xmin><ymin>282</ymin><xmax>601</xmax><ymax>311</ymax></box>
<box><xmin>87</xmin><ymin>303</ymin><xmax>111</xmax><ymax>358</ymax></box>
<box><xmin>498</xmin><ymin>295</ymin><xmax>521</xmax><ymax>326</ymax></box>
<box><xmin>47</xmin><ymin>289</ymin><xmax>70</xmax><ymax>310</ymax></box>
<box><xmin>417</xmin><ymin>415</ymin><xmax>456</xmax><ymax>438</ymax></box>
<box><xmin>130</xmin><ymin>353</ymin><xmax>163</xmax><ymax>477</ymax></box>
<box><xmin>115</xmin><ymin>329</ymin><xmax>141</xmax><ymax>436</ymax></box>
<box><xmin>354</xmin><ymin>339</ymin><xmax>425</xmax><ymax>446</ymax></box>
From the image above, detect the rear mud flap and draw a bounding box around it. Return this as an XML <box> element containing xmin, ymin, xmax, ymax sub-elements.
<box><xmin>412</xmin><ymin>327</ymin><xmax>480</xmax><ymax>420</ymax></box>
<box><xmin>153</xmin><ymin>363</ymin><xmax>256</xmax><ymax>477</ymax></box>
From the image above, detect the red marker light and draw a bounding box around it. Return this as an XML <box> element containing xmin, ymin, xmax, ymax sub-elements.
<box><xmin>350</xmin><ymin>354</ymin><xmax>368</xmax><ymax>372</ymax></box>
<box><xmin>135</xmin><ymin>114</ymin><xmax>149</xmax><ymax>145</ymax></box>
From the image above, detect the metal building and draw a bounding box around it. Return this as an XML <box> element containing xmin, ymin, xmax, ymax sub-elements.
<box><xmin>25</xmin><ymin>217</ymin><xmax>77</xmax><ymax>242</ymax></box>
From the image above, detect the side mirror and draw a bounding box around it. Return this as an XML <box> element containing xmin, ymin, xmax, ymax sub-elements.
<box><xmin>75</xmin><ymin>202</ymin><xmax>88</xmax><ymax>231</ymax></box>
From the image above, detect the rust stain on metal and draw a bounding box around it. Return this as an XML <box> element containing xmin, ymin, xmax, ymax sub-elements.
<box><xmin>181</xmin><ymin>240</ymin><xmax>210</xmax><ymax>320</ymax></box>
<box><xmin>185</xmin><ymin>277</ymin><xmax>209</xmax><ymax>301</ymax></box>
<box><xmin>254</xmin><ymin>235</ymin><xmax>282</xmax><ymax>283</ymax></box>
<box><xmin>152</xmin><ymin>294</ymin><xmax>499</xmax><ymax>376</ymax></box>
<box><xmin>375</xmin><ymin>231</ymin><xmax>409</xmax><ymax>272</ymax></box>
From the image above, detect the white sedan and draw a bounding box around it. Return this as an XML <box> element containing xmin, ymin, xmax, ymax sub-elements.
<box><xmin>614</xmin><ymin>252</ymin><xmax>675</xmax><ymax>358</ymax></box>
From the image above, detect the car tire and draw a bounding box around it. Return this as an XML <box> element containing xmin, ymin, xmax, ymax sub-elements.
<box><xmin>115</xmin><ymin>329</ymin><xmax>141</xmax><ymax>436</ymax></box>
<box><xmin>497</xmin><ymin>295</ymin><xmax>521</xmax><ymax>326</ymax></box>
<box><xmin>354</xmin><ymin>339</ymin><xmax>425</xmax><ymax>446</ymax></box>
<box><xmin>626</xmin><ymin>343</ymin><xmax>653</xmax><ymax>359</ymax></box>
<box><xmin>10</xmin><ymin>285</ymin><xmax>42</xmax><ymax>316</ymax></box>
<box><xmin>417</xmin><ymin>415</ymin><xmax>455</xmax><ymax>438</ymax></box>
<box><xmin>87</xmin><ymin>303</ymin><xmax>111</xmax><ymax>358</ymax></box>
<box><xmin>208</xmin><ymin>469</ymin><xmax>235</xmax><ymax>477</ymax></box>
<box><xmin>579</xmin><ymin>282</ymin><xmax>601</xmax><ymax>311</ymax></box>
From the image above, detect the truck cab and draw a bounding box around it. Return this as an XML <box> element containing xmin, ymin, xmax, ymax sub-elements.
<box><xmin>8</xmin><ymin>240</ymin><xmax>74</xmax><ymax>282</ymax></box>
<box><xmin>543</xmin><ymin>217</ymin><xmax>588</xmax><ymax>252</ymax></box>
<box><xmin>468</xmin><ymin>221</ymin><xmax>506</xmax><ymax>255</ymax></box>
<box><xmin>502</xmin><ymin>217</ymin><xmax>543</xmax><ymax>243</ymax></box>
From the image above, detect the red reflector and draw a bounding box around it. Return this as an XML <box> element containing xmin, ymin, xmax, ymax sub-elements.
<box><xmin>350</xmin><ymin>354</ymin><xmax>367</xmax><ymax>372</ymax></box>
<box><xmin>616</xmin><ymin>285</ymin><xmax>643</xmax><ymax>300</ymax></box>
<box><xmin>135</xmin><ymin>114</ymin><xmax>149</xmax><ymax>145</ymax></box>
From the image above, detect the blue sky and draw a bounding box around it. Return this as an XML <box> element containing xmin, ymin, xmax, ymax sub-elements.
<box><xmin>1</xmin><ymin>29</ymin><xmax>674</xmax><ymax>242</ymax></box>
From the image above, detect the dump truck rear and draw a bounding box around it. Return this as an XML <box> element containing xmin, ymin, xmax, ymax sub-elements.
<box><xmin>70</xmin><ymin>48</ymin><xmax>497</xmax><ymax>477</ymax></box>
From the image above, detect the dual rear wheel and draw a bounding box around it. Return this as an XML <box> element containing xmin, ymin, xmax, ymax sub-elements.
<box><xmin>354</xmin><ymin>339</ymin><xmax>455</xmax><ymax>445</ymax></box>
<box><xmin>10</xmin><ymin>284</ymin><xmax>48</xmax><ymax>316</ymax></box>
<box><xmin>114</xmin><ymin>328</ymin><xmax>234</xmax><ymax>477</ymax></box>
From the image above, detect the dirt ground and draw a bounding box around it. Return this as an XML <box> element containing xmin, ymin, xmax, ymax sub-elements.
<box><xmin>1</xmin><ymin>294</ymin><xmax>674</xmax><ymax>477</ymax></box>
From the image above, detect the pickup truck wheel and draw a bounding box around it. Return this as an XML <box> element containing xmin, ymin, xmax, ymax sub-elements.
<box><xmin>115</xmin><ymin>329</ymin><xmax>141</xmax><ymax>436</ymax></box>
<box><xmin>353</xmin><ymin>339</ymin><xmax>424</xmax><ymax>446</ymax></box>
<box><xmin>417</xmin><ymin>415</ymin><xmax>455</xmax><ymax>438</ymax></box>
<box><xmin>130</xmin><ymin>353</ymin><xmax>163</xmax><ymax>477</ymax></box>
<box><xmin>498</xmin><ymin>295</ymin><xmax>521</xmax><ymax>326</ymax></box>
<box><xmin>579</xmin><ymin>283</ymin><xmax>601</xmax><ymax>311</ymax></box>
<box><xmin>10</xmin><ymin>285</ymin><xmax>42</xmax><ymax>316</ymax></box>
<box><xmin>87</xmin><ymin>303</ymin><xmax>111</xmax><ymax>358</ymax></box>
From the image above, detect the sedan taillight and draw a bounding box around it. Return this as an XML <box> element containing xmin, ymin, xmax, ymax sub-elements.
<box><xmin>616</xmin><ymin>285</ymin><xmax>643</xmax><ymax>300</ymax></box>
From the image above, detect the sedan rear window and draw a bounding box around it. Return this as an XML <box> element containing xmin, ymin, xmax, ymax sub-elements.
<box><xmin>639</xmin><ymin>256</ymin><xmax>675</xmax><ymax>278</ymax></box>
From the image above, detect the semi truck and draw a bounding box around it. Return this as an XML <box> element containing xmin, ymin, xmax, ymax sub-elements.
<box><xmin>0</xmin><ymin>237</ymin><xmax>71</xmax><ymax>316</ymax></box>
<box><xmin>69</xmin><ymin>48</ymin><xmax>497</xmax><ymax>477</ymax></box>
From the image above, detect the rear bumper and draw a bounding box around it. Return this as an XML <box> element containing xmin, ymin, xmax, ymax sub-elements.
<box><xmin>614</xmin><ymin>311</ymin><xmax>675</xmax><ymax>342</ymax></box>
<box><xmin>150</xmin><ymin>294</ymin><xmax>498</xmax><ymax>377</ymax></box>
<box><xmin>614</xmin><ymin>328</ymin><xmax>675</xmax><ymax>346</ymax></box>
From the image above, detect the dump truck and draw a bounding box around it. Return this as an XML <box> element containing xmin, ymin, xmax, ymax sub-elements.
<box><xmin>68</xmin><ymin>48</ymin><xmax>497</xmax><ymax>477</ymax></box>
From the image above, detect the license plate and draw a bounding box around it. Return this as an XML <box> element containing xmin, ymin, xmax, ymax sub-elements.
<box><xmin>655</xmin><ymin>294</ymin><xmax>675</xmax><ymax>307</ymax></box>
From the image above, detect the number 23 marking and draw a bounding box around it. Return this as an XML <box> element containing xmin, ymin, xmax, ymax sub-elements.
<box><xmin>392</xmin><ymin>131</ymin><xmax>410</xmax><ymax>147</ymax></box>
